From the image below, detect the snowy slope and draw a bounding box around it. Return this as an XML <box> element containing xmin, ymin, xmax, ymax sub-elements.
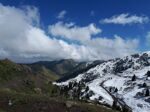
<box><xmin>55</xmin><ymin>52</ymin><xmax>150</xmax><ymax>112</ymax></box>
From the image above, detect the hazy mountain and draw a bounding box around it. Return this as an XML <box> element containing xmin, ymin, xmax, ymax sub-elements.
<box><xmin>28</xmin><ymin>59</ymin><xmax>79</xmax><ymax>77</ymax></box>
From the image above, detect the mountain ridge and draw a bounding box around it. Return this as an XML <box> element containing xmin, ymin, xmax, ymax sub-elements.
<box><xmin>0</xmin><ymin>58</ymin><xmax>118</xmax><ymax>112</ymax></box>
<box><xmin>55</xmin><ymin>51</ymin><xmax>150</xmax><ymax>112</ymax></box>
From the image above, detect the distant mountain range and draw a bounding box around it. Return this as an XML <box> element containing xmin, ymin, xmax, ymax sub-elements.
<box><xmin>28</xmin><ymin>59</ymin><xmax>80</xmax><ymax>77</ymax></box>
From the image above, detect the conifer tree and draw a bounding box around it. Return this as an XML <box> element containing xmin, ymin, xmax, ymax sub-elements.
<box><xmin>142</xmin><ymin>83</ymin><xmax>147</xmax><ymax>87</ymax></box>
<box><xmin>145</xmin><ymin>88</ymin><xmax>149</xmax><ymax>96</ymax></box>
<box><xmin>132</xmin><ymin>74</ymin><xmax>136</xmax><ymax>81</ymax></box>
<box><xmin>114</xmin><ymin>88</ymin><xmax>118</xmax><ymax>93</ymax></box>
<box><xmin>85</xmin><ymin>86</ymin><xmax>89</xmax><ymax>92</ymax></box>
<box><xmin>146</xmin><ymin>71</ymin><xmax>150</xmax><ymax>77</ymax></box>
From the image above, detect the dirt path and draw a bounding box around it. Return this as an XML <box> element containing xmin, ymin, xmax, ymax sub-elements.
<box><xmin>100</xmin><ymin>79</ymin><xmax>132</xmax><ymax>112</ymax></box>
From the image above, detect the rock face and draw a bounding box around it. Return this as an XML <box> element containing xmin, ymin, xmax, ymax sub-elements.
<box><xmin>56</xmin><ymin>51</ymin><xmax>150</xmax><ymax>112</ymax></box>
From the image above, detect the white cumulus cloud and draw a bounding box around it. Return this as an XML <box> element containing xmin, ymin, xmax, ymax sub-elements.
<box><xmin>48</xmin><ymin>22</ymin><xmax>101</xmax><ymax>42</ymax></box>
<box><xmin>48</xmin><ymin>21</ymin><xmax>139</xmax><ymax>60</ymax></box>
<box><xmin>0</xmin><ymin>4</ymin><xmax>139</xmax><ymax>63</ymax></box>
<box><xmin>100</xmin><ymin>13</ymin><xmax>149</xmax><ymax>25</ymax></box>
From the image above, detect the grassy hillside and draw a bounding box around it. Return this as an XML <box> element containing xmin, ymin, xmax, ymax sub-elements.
<box><xmin>28</xmin><ymin>64</ymin><xmax>59</xmax><ymax>81</ymax></box>
<box><xmin>0</xmin><ymin>89</ymin><xmax>118</xmax><ymax>112</ymax></box>
<box><xmin>0</xmin><ymin>59</ymin><xmax>58</xmax><ymax>94</ymax></box>
<box><xmin>0</xmin><ymin>59</ymin><xmax>119</xmax><ymax>112</ymax></box>
<box><xmin>0</xmin><ymin>59</ymin><xmax>25</xmax><ymax>82</ymax></box>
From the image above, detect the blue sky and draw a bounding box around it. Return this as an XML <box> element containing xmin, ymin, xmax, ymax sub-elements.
<box><xmin>0</xmin><ymin>0</ymin><xmax>150</xmax><ymax>62</ymax></box>
<box><xmin>2</xmin><ymin>0</ymin><xmax>150</xmax><ymax>35</ymax></box>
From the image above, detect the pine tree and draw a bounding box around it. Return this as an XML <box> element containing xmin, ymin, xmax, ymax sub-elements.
<box><xmin>69</xmin><ymin>82</ymin><xmax>73</xmax><ymax>89</ymax></box>
<box><xmin>112</xmin><ymin>100</ymin><xmax>121</xmax><ymax>111</ymax></box>
<box><xmin>145</xmin><ymin>88</ymin><xmax>149</xmax><ymax>96</ymax></box>
<box><xmin>73</xmin><ymin>81</ymin><xmax>77</xmax><ymax>87</ymax></box>
<box><xmin>146</xmin><ymin>71</ymin><xmax>150</xmax><ymax>77</ymax></box>
<box><xmin>85</xmin><ymin>93</ymin><xmax>90</xmax><ymax>100</ymax></box>
<box><xmin>131</xmin><ymin>74</ymin><xmax>136</xmax><ymax>81</ymax></box>
<box><xmin>77</xmin><ymin>86</ymin><xmax>81</xmax><ymax>99</ymax></box>
<box><xmin>85</xmin><ymin>86</ymin><xmax>89</xmax><ymax>92</ymax></box>
<box><xmin>109</xmin><ymin>87</ymin><xmax>112</xmax><ymax>92</ymax></box>
<box><xmin>114</xmin><ymin>88</ymin><xmax>118</xmax><ymax>93</ymax></box>
<box><xmin>112</xmin><ymin>100</ymin><xmax>117</xmax><ymax>109</ymax></box>
<box><xmin>142</xmin><ymin>83</ymin><xmax>147</xmax><ymax>87</ymax></box>
<box><xmin>98</xmin><ymin>96</ymin><xmax>103</xmax><ymax>100</ymax></box>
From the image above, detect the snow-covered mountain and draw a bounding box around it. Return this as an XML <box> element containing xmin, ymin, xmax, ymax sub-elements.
<box><xmin>55</xmin><ymin>51</ymin><xmax>150</xmax><ymax>112</ymax></box>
